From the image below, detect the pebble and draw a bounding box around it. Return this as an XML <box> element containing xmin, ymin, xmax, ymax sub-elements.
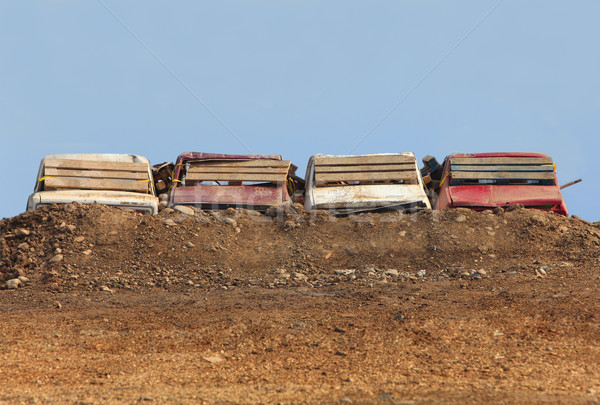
<box><xmin>455</xmin><ymin>215</ymin><xmax>467</xmax><ymax>223</ymax></box>
<box><xmin>478</xmin><ymin>269</ymin><xmax>488</xmax><ymax>276</ymax></box>
<box><xmin>74</xmin><ymin>236</ymin><xmax>85</xmax><ymax>243</ymax></box>
<box><xmin>538</xmin><ymin>268</ymin><xmax>547</xmax><ymax>276</ymax></box>
<box><xmin>99</xmin><ymin>286</ymin><xmax>113</xmax><ymax>293</ymax></box>
<box><xmin>159</xmin><ymin>193</ymin><xmax>168</xmax><ymax>202</ymax></box>
<box><xmin>54</xmin><ymin>248</ymin><xmax>62</xmax><ymax>255</ymax></box>
<box><xmin>364</xmin><ymin>267</ymin><xmax>376</xmax><ymax>274</ymax></box>
<box><xmin>158</xmin><ymin>201</ymin><xmax>168</xmax><ymax>210</ymax></box>
<box><xmin>49</xmin><ymin>254</ymin><xmax>64</xmax><ymax>264</ymax></box>
<box><xmin>221</xmin><ymin>217</ymin><xmax>237</xmax><ymax>227</ymax></box>
<box><xmin>162</xmin><ymin>219</ymin><xmax>177</xmax><ymax>227</ymax></box>
<box><xmin>185</xmin><ymin>242</ymin><xmax>195</xmax><ymax>248</ymax></box>
<box><xmin>82</xmin><ymin>250</ymin><xmax>92</xmax><ymax>256</ymax></box>
<box><xmin>173</xmin><ymin>205</ymin><xmax>195</xmax><ymax>216</ymax></box>
<box><xmin>162</xmin><ymin>208</ymin><xmax>175</xmax><ymax>215</ymax></box>
<box><xmin>234</xmin><ymin>227</ymin><xmax>241</xmax><ymax>234</ymax></box>
<box><xmin>17</xmin><ymin>242</ymin><xmax>30</xmax><ymax>251</ymax></box>
<box><xmin>17</xmin><ymin>228</ymin><xmax>30</xmax><ymax>236</ymax></box>
<box><xmin>5</xmin><ymin>278</ymin><xmax>21</xmax><ymax>289</ymax></box>
<box><xmin>291</xmin><ymin>272</ymin><xmax>307</xmax><ymax>280</ymax></box>
<box><xmin>384</xmin><ymin>269</ymin><xmax>399</xmax><ymax>277</ymax></box>
<box><xmin>17</xmin><ymin>276</ymin><xmax>29</xmax><ymax>284</ymax></box>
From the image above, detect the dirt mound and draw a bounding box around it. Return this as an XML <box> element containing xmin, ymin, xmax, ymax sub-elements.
<box><xmin>1</xmin><ymin>203</ymin><xmax>598</xmax><ymax>292</ymax></box>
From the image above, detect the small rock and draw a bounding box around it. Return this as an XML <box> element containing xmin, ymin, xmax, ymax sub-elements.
<box><xmin>17</xmin><ymin>242</ymin><xmax>30</xmax><ymax>251</ymax></box>
<box><xmin>49</xmin><ymin>254</ymin><xmax>64</xmax><ymax>264</ymax></box>
<box><xmin>158</xmin><ymin>201</ymin><xmax>168</xmax><ymax>210</ymax></box>
<box><xmin>493</xmin><ymin>207</ymin><xmax>504</xmax><ymax>215</ymax></box>
<box><xmin>17</xmin><ymin>228</ymin><xmax>30</xmax><ymax>236</ymax></box>
<box><xmin>185</xmin><ymin>242</ymin><xmax>195</xmax><ymax>248</ymax></box>
<box><xmin>53</xmin><ymin>301</ymin><xmax>62</xmax><ymax>309</ymax></box>
<box><xmin>538</xmin><ymin>267</ymin><xmax>547</xmax><ymax>276</ymax></box>
<box><xmin>384</xmin><ymin>269</ymin><xmax>399</xmax><ymax>277</ymax></box>
<box><xmin>74</xmin><ymin>236</ymin><xmax>85</xmax><ymax>243</ymax></box>
<box><xmin>203</xmin><ymin>355</ymin><xmax>225</xmax><ymax>364</ymax></box>
<box><xmin>173</xmin><ymin>205</ymin><xmax>195</xmax><ymax>216</ymax></box>
<box><xmin>291</xmin><ymin>272</ymin><xmax>307</xmax><ymax>280</ymax></box>
<box><xmin>99</xmin><ymin>286</ymin><xmax>113</xmax><ymax>293</ymax></box>
<box><xmin>478</xmin><ymin>269</ymin><xmax>488</xmax><ymax>276</ymax></box>
<box><xmin>159</xmin><ymin>193</ymin><xmax>169</xmax><ymax>202</ymax></box>
<box><xmin>364</xmin><ymin>267</ymin><xmax>376</xmax><ymax>274</ymax></box>
<box><xmin>162</xmin><ymin>208</ymin><xmax>175</xmax><ymax>215</ymax></box>
<box><xmin>335</xmin><ymin>269</ymin><xmax>355</xmax><ymax>275</ymax></box>
<box><xmin>221</xmin><ymin>217</ymin><xmax>237</xmax><ymax>227</ymax></box>
<box><xmin>54</xmin><ymin>247</ymin><xmax>62</xmax><ymax>255</ymax></box>
<box><xmin>234</xmin><ymin>227</ymin><xmax>241</xmax><ymax>234</ymax></box>
<box><xmin>455</xmin><ymin>215</ymin><xmax>467</xmax><ymax>223</ymax></box>
<box><xmin>5</xmin><ymin>278</ymin><xmax>22</xmax><ymax>289</ymax></box>
<box><xmin>67</xmin><ymin>225</ymin><xmax>76</xmax><ymax>233</ymax></box>
<box><xmin>460</xmin><ymin>272</ymin><xmax>471</xmax><ymax>278</ymax></box>
<box><xmin>82</xmin><ymin>249</ymin><xmax>92</xmax><ymax>256</ymax></box>
<box><xmin>162</xmin><ymin>219</ymin><xmax>177</xmax><ymax>227</ymax></box>
<box><xmin>506</xmin><ymin>203</ymin><xmax>524</xmax><ymax>212</ymax></box>
<box><xmin>17</xmin><ymin>276</ymin><xmax>29</xmax><ymax>284</ymax></box>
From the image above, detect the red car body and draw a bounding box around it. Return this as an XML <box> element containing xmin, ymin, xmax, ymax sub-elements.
<box><xmin>168</xmin><ymin>152</ymin><xmax>292</xmax><ymax>211</ymax></box>
<box><xmin>435</xmin><ymin>152</ymin><xmax>568</xmax><ymax>216</ymax></box>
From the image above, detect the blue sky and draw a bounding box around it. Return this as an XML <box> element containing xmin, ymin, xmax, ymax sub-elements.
<box><xmin>1</xmin><ymin>1</ymin><xmax>598</xmax><ymax>220</ymax></box>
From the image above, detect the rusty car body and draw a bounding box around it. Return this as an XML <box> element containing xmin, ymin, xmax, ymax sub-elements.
<box><xmin>168</xmin><ymin>152</ymin><xmax>292</xmax><ymax>211</ymax></box>
<box><xmin>434</xmin><ymin>152</ymin><xmax>568</xmax><ymax>216</ymax></box>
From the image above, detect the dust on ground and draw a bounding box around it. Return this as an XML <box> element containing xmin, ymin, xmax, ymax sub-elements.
<box><xmin>1</xmin><ymin>204</ymin><xmax>599</xmax><ymax>403</ymax></box>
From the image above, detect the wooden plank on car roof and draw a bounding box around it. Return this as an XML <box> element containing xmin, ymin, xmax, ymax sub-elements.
<box><xmin>315</xmin><ymin>163</ymin><xmax>415</xmax><ymax>173</ymax></box>
<box><xmin>315</xmin><ymin>170</ymin><xmax>418</xmax><ymax>184</ymax></box>
<box><xmin>44</xmin><ymin>158</ymin><xmax>148</xmax><ymax>172</ymax></box>
<box><xmin>450</xmin><ymin>164</ymin><xmax>555</xmax><ymax>172</ymax></box>
<box><xmin>44</xmin><ymin>177</ymin><xmax>148</xmax><ymax>192</ymax></box>
<box><xmin>189</xmin><ymin>159</ymin><xmax>290</xmax><ymax>168</ymax></box>
<box><xmin>187</xmin><ymin>166</ymin><xmax>290</xmax><ymax>175</ymax></box>
<box><xmin>185</xmin><ymin>172</ymin><xmax>287</xmax><ymax>182</ymax></box>
<box><xmin>451</xmin><ymin>171</ymin><xmax>556</xmax><ymax>180</ymax></box>
<box><xmin>315</xmin><ymin>155</ymin><xmax>415</xmax><ymax>166</ymax></box>
<box><xmin>45</xmin><ymin>167</ymin><xmax>149</xmax><ymax>180</ymax></box>
<box><xmin>450</xmin><ymin>157</ymin><xmax>553</xmax><ymax>165</ymax></box>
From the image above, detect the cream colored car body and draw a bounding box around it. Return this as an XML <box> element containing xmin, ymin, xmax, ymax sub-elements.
<box><xmin>27</xmin><ymin>154</ymin><xmax>159</xmax><ymax>214</ymax></box>
<box><xmin>304</xmin><ymin>153</ymin><xmax>431</xmax><ymax>214</ymax></box>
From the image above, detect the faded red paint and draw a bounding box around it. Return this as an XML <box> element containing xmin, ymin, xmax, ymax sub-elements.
<box><xmin>168</xmin><ymin>152</ymin><xmax>291</xmax><ymax>211</ymax></box>
<box><xmin>435</xmin><ymin>152</ymin><xmax>568</xmax><ymax>216</ymax></box>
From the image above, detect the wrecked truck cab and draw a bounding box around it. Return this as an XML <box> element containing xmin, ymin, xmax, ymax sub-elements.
<box><xmin>434</xmin><ymin>152</ymin><xmax>568</xmax><ymax>216</ymax></box>
<box><xmin>26</xmin><ymin>154</ymin><xmax>159</xmax><ymax>214</ymax></box>
<box><xmin>303</xmin><ymin>153</ymin><xmax>431</xmax><ymax>215</ymax></box>
<box><xmin>167</xmin><ymin>152</ymin><xmax>293</xmax><ymax>211</ymax></box>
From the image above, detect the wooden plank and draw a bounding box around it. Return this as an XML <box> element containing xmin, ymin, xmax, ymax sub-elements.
<box><xmin>44</xmin><ymin>158</ymin><xmax>148</xmax><ymax>172</ymax></box>
<box><xmin>450</xmin><ymin>164</ymin><xmax>554</xmax><ymax>172</ymax></box>
<box><xmin>450</xmin><ymin>157</ymin><xmax>553</xmax><ymax>165</ymax></box>
<box><xmin>45</xmin><ymin>177</ymin><xmax>148</xmax><ymax>192</ymax></box>
<box><xmin>315</xmin><ymin>163</ymin><xmax>415</xmax><ymax>173</ymax></box>
<box><xmin>451</xmin><ymin>171</ymin><xmax>556</xmax><ymax>180</ymax></box>
<box><xmin>187</xmin><ymin>166</ymin><xmax>290</xmax><ymax>175</ymax></box>
<box><xmin>315</xmin><ymin>155</ymin><xmax>415</xmax><ymax>166</ymax></box>
<box><xmin>315</xmin><ymin>171</ymin><xmax>418</xmax><ymax>184</ymax></box>
<box><xmin>45</xmin><ymin>167</ymin><xmax>149</xmax><ymax>180</ymax></box>
<box><xmin>188</xmin><ymin>160</ymin><xmax>290</xmax><ymax>168</ymax></box>
<box><xmin>185</xmin><ymin>172</ymin><xmax>287</xmax><ymax>182</ymax></box>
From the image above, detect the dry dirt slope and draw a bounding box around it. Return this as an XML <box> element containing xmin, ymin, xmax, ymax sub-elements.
<box><xmin>0</xmin><ymin>204</ymin><xmax>599</xmax><ymax>403</ymax></box>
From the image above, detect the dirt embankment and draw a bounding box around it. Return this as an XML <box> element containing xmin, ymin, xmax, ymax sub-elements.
<box><xmin>0</xmin><ymin>203</ymin><xmax>598</xmax><ymax>292</ymax></box>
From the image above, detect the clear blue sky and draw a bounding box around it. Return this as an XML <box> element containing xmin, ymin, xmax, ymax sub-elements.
<box><xmin>1</xmin><ymin>1</ymin><xmax>598</xmax><ymax>220</ymax></box>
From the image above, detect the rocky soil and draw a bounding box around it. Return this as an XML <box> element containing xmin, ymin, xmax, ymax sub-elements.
<box><xmin>0</xmin><ymin>203</ymin><xmax>599</xmax><ymax>403</ymax></box>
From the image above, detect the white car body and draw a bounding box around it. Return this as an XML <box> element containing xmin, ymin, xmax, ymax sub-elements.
<box><xmin>304</xmin><ymin>153</ymin><xmax>431</xmax><ymax>214</ymax></box>
<box><xmin>27</xmin><ymin>154</ymin><xmax>159</xmax><ymax>214</ymax></box>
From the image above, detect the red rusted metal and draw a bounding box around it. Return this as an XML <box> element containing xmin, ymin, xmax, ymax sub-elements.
<box><xmin>435</xmin><ymin>152</ymin><xmax>568</xmax><ymax>216</ymax></box>
<box><xmin>168</xmin><ymin>152</ymin><xmax>291</xmax><ymax>211</ymax></box>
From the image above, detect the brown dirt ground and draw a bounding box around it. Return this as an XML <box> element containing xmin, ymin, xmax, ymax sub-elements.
<box><xmin>1</xmin><ymin>203</ymin><xmax>599</xmax><ymax>404</ymax></box>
